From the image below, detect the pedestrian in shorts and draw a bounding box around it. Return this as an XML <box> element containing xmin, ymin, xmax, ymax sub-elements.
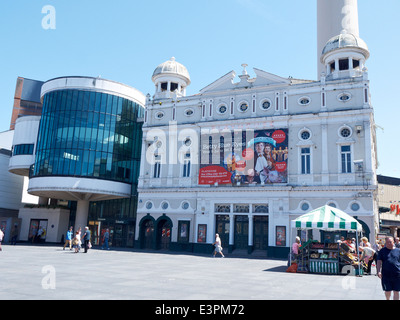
<box><xmin>377</xmin><ymin>236</ymin><xmax>400</xmax><ymax>300</ymax></box>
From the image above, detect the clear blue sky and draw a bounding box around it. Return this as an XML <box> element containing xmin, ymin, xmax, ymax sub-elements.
<box><xmin>1</xmin><ymin>0</ymin><xmax>399</xmax><ymax>178</ymax></box>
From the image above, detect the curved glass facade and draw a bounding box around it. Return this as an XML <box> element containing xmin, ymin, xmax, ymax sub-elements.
<box><xmin>33</xmin><ymin>89</ymin><xmax>144</xmax><ymax>184</ymax></box>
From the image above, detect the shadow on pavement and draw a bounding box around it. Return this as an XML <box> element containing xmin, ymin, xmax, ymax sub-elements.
<box><xmin>263</xmin><ymin>265</ymin><xmax>288</xmax><ymax>273</ymax></box>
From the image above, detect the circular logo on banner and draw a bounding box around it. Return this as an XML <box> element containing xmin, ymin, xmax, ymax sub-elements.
<box><xmin>242</xmin><ymin>148</ymin><xmax>254</xmax><ymax>160</ymax></box>
<box><xmin>272</xmin><ymin>130</ymin><xmax>286</xmax><ymax>144</ymax></box>
<box><xmin>236</xmin><ymin>160</ymin><xmax>246</xmax><ymax>171</ymax></box>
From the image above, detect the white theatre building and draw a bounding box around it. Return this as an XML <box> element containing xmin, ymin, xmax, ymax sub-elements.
<box><xmin>135</xmin><ymin>0</ymin><xmax>378</xmax><ymax>257</ymax></box>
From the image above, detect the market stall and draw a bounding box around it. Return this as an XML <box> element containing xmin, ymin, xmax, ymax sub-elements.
<box><xmin>290</xmin><ymin>205</ymin><xmax>363</xmax><ymax>275</ymax></box>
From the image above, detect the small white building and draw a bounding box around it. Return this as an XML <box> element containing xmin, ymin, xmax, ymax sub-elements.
<box><xmin>0</xmin><ymin>130</ymin><xmax>24</xmax><ymax>243</ymax></box>
<box><xmin>8</xmin><ymin>76</ymin><xmax>146</xmax><ymax>245</ymax></box>
<box><xmin>135</xmin><ymin>0</ymin><xmax>378</xmax><ymax>258</ymax></box>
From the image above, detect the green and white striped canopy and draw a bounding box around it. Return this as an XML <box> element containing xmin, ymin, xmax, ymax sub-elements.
<box><xmin>292</xmin><ymin>205</ymin><xmax>362</xmax><ymax>231</ymax></box>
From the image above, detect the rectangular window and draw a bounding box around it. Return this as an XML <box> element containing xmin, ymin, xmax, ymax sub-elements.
<box><xmin>341</xmin><ymin>145</ymin><xmax>351</xmax><ymax>173</ymax></box>
<box><xmin>301</xmin><ymin>147</ymin><xmax>311</xmax><ymax>174</ymax></box>
<box><xmin>183</xmin><ymin>152</ymin><xmax>191</xmax><ymax>177</ymax></box>
<box><xmin>233</xmin><ymin>204</ymin><xmax>249</xmax><ymax>213</ymax></box>
<box><xmin>153</xmin><ymin>154</ymin><xmax>161</xmax><ymax>178</ymax></box>
<box><xmin>13</xmin><ymin>144</ymin><xmax>34</xmax><ymax>156</ymax></box>
<box><xmin>170</xmin><ymin>82</ymin><xmax>178</xmax><ymax>91</ymax></box>
<box><xmin>339</xmin><ymin>59</ymin><xmax>349</xmax><ymax>70</ymax></box>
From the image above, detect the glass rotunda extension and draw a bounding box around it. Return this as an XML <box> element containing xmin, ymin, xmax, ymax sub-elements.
<box><xmin>28</xmin><ymin>76</ymin><xmax>145</xmax><ymax>230</ymax></box>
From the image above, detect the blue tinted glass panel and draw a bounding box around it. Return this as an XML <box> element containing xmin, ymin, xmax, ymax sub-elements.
<box><xmin>13</xmin><ymin>144</ymin><xmax>34</xmax><ymax>155</ymax></box>
<box><xmin>95</xmin><ymin>92</ymin><xmax>102</xmax><ymax>112</ymax></box>
<box><xmin>33</xmin><ymin>89</ymin><xmax>143</xmax><ymax>183</ymax></box>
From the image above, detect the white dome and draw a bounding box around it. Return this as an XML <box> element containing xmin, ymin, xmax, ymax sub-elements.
<box><xmin>152</xmin><ymin>57</ymin><xmax>191</xmax><ymax>84</ymax></box>
<box><xmin>321</xmin><ymin>31</ymin><xmax>369</xmax><ymax>59</ymax></box>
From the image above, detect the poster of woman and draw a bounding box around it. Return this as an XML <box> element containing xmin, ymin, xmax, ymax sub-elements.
<box><xmin>199</xmin><ymin>128</ymin><xmax>288</xmax><ymax>185</ymax></box>
<box><xmin>247</xmin><ymin>129</ymin><xmax>288</xmax><ymax>184</ymax></box>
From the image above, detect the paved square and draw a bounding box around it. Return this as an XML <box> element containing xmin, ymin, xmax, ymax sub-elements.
<box><xmin>0</xmin><ymin>244</ymin><xmax>385</xmax><ymax>300</ymax></box>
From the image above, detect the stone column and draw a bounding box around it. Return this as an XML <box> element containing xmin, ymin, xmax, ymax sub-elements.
<box><xmin>229</xmin><ymin>214</ymin><xmax>235</xmax><ymax>253</ymax></box>
<box><xmin>248</xmin><ymin>214</ymin><xmax>254</xmax><ymax>254</ymax></box>
<box><xmin>74</xmin><ymin>200</ymin><xmax>90</xmax><ymax>231</ymax></box>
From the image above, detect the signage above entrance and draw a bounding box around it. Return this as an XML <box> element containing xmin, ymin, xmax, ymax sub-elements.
<box><xmin>390</xmin><ymin>204</ymin><xmax>400</xmax><ymax>215</ymax></box>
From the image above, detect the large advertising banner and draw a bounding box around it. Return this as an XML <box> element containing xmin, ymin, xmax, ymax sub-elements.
<box><xmin>199</xmin><ymin>128</ymin><xmax>288</xmax><ymax>185</ymax></box>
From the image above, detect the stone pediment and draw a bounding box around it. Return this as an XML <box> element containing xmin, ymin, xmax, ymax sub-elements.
<box><xmin>199</xmin><ymin>71</ymin><xmax>237</xmax><ymax>93</ymax></box>
<box><xmin>200</xmin><ymin>68</ymin><xmax>291</xmax><ymax>93</ymax></box>
<box><xmin>252</xmin><ymin>68</ymin><xmax>291</xmax><ymax>86</ymax></box>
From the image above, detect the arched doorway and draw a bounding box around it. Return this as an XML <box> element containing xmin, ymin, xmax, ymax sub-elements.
<box><xmin>157</xmin><ymin>217</ymin><xmax>172</xmax><ymax>250</ymax></box>
<box><xmin>357</xmin><ymin>218</ymin><xmax>370</xmax><ymax>240</ymax></box>
<box><xmin>140</xmin><ymin>218</ymin><xmax>155</xmax><ymax>249</ymax></box>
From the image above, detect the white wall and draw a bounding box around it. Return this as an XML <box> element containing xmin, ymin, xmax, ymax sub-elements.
<box><xmin>0</xmin><ymin>130</ymin><xmax>14</xmax><ymax>149</ymax></box>
<box><xmin>0</xmin><ymin>152</ymin><xmax>24</xmax><ymax>210</ymax></box>
<box><xmin>18</xmin><ymin>207</ymin><xmax>70</xmax><ymax>243</ymax></box>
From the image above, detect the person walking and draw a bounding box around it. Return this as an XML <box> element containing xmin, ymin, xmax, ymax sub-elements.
<box><xmin>212</xmin><ymin>233</ymin><xmax>225</xmax><ymax>258</ymax></box>
<box><xmin>395</xmin><ymin>237</ymin><xmax>400</xmax><ymax>249</ymax></box>
<box><xmin>82</xmin><ymin>226</ymin><xmax>91</xmax><ymax>253</ymax></box>
<box><xmin>372</xmin><ymin>239</ymin><xmax>381</xmax><ymax>252</ymax></box>
<box><xmin>31</xmin><ymin>227</ymin><xmax>37</xmax><ymax>243</ymax></box>
<box><xmin>73</xmin><ymin>230</ymin><xmax>81</xmax><ymax>253</ymax></box>
<box><xmin>37</xmin><ymin>226</ymin><xmax>45</xmax><ymax>243</ymax></box>
<box><xmin>10</xmin><ymin>225</ymin><xmax>18</xmax><ymax>245</ymax></box>
<box><xmin>63</xmin><ymin>226</ymin><xmax>73</xmax><ymax>250</ymax></box>
<box><xmin>0</xmin><ymin>228</ymin><xmax>4</xmax><ymax>251</ymax></box>
<box><xmin>292</xmin><ymin>236</ymin><xmax>301</xmax><ymax>261</ymax></box>
<box><xmin>376</xmin><ymin>236</ymin><xmax>400</xmax><ymax>300</ymax></box>
<box><xmin>372</xmin><ymin>239</ymin><xmax>381</xmax><ymax>267</ymax></box>
<box><xmin>102</xmin><ymin>228</ymin><xmax>110</xmax><ymax>250</ymax></box>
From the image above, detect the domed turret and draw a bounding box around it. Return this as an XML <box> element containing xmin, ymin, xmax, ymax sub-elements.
<box><xmin>152</xmin><ymin>57</ymin><xmax>191</xmax><ymax>100</ymax></box>
<box><xmin>321</xmin><ymin>30</ymin><xmax>369</xmax><ymax>80</ymax></box>
<box><xmin>322</xmin><ymin>31</ymin><xmax>369</xmax><ymax>58</ymax></box>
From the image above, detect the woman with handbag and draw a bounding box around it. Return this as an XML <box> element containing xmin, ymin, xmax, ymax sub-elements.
<box><xmin>73</xmin><ymin>230</ymin><xmax>81</xmax><ymax>253</ymax></box>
